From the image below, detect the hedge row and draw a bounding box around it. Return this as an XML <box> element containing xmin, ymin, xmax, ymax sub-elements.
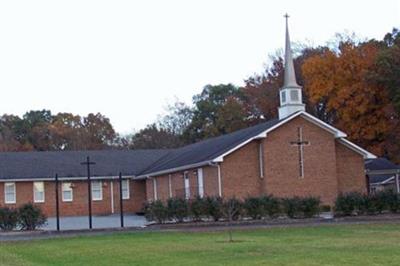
<box><xmin>144</xmin><ymin>195</ymin><xmax>321</xmax><ymax>223</ymax></box>
<box><xmin>334</xmin><ymin>190</ymin><xmax>400</xmax><ymax>216</ymax></box>
<box><xmin>0</xmin><ymin>203</ymin><xmax>47</xmax><ymax>231</ymax></box>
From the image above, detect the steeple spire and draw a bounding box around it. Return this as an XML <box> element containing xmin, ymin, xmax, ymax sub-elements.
<box><xmin>283</xmin><ymin>13</ymin><xmax>299</xmax><ymax>88</ymax></box>
<box><xmin>278</xmin><ymin>14</ymin><xmax>305</xmax><ymax>120</ymax></box>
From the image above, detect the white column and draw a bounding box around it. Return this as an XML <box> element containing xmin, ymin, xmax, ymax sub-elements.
<box><xmin>396</xmin><ymin>173</ymin><xmax>400</xmax><ymax>194</ymax></box>
<box><xmin>217</xmin><ymin>164</ymin><xmax>222</xmax><ymax>197</ymax></box>
<box><xmin>153</xmin><ymin>178</ymin><xmax>158</xmax><ymax>200</ymax></box>
<box><xmin>168</xmin><ymin>174</ymin><xmax>172</xmax><ymax>198</ymax></box>
<box><xmin>197</xmin><ymin>168</ymin><xmax>204</xmax><ymax>198</ymax></box>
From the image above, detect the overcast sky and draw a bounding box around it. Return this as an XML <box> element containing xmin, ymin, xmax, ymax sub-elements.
<box><xmin>0</xmin><ymin>1</ymin><xmax>398</xmax><ymax>134</ymax></box>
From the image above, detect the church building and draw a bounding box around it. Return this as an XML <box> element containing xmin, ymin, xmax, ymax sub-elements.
<box><xmin>0</xmin><ymin>19</ymin><xmax>376</xmax><ymax>217</ymax></box>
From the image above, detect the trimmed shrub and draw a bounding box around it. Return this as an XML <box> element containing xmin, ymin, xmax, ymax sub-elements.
<box><xmin>204</xmin><ymin>196</ymin><xmax>223</xmax><ymax>221</ymax></box>
<box><xmin>282</xmin><ymin>197</ymin><xmax>302</xmax><ymax>218</ymax></box>
<box><xmin>262</xmin><ymin>195</ymin><xmax>280</xmax><ymax>218</ymax></box>
<box><xmin>190</xmin><ymin>196</ymin><xmax>206</xmax><ymax>221</ymax></box>
<box><xmin>0</xmin><ymin>207</ymin><xmax>18</xmax><ymax>231</ymax></box>
<box><xmin>243</xmin><ymin>197</ymin><xmax>264</xmax><ymax>219</ymax></box>
<box><xmin>320</xmin><ymin>205</ymin><xmax>332</xmax><ymax>212</ymax></box>
<box><xmin>18</xmin><ymin>203</ymin><xmax>47</xmax><ymax>230</ymax></box>
<box><xmin>300</xmin><ymin>197</ymin><xmax>321</xmax><ymax>218</ymax></box>
<box><xmin>334</xmin><ymin>192</ymin><xmax>364</xmax><ymax>216</ymax></box>
<box><xmin>144</xmin><ymin>200</ymin><xmax>169</xmax><ymax>223</ymax></box>
<box><xmin>222</xmin><ymin>198</ymin><xmax>242</xmax><ymax>221</ymax></box>
<box><xmin>383</xmin><ymin>190</ymin><xmax>400</xmax><ymax>213</ymax></box>
<box><xmin>167</xmin><ymin>198</ymin><xmax>189</xmax><ymax>223</ymax></box>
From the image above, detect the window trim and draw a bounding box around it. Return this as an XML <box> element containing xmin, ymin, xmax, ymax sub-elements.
<box><xmin>4</xmin><ymin>182</ymin><xmax>16</xmax><ymax>204</ymax></box>
<box><xmin>91</xmin><ymin>180</ymin><xmax>103</xmax><ymax>201</ymax></box>
<box><xmin>33</xmin><ymin>181</ymin><xmax>45</xmax><ymax>203</ymax></box>
<box><xmin>62</xmin><ymin>182</ymin><xmax>73</xmax><ymax>202</ymax></box>
<box><xmin>122</xmin><ymin>179</ymin><xmax>130</xmax><ymax>200</ymax></box>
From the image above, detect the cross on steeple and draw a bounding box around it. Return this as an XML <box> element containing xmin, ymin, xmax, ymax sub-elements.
<box><xmin>290</xmin><ymin>127</ymin><xmax>310</xmax><ymax>178</ymax></box>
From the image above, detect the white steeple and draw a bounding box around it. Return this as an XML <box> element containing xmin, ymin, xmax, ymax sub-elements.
<box><xmin>278</xmin><ymin>14</ymin><xmax>305</xmax><ymax>120</ymax></box>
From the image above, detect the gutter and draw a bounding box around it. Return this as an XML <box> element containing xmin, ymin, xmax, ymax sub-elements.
<box><xmin>0</xmin><ymin>175</ymin><xmax>134</xmax><ymax>182</ymax></box>
<box><xmin>134</xmin><ymin>160</ymin><xmax>212</xmax><ymax>179</ymax></box>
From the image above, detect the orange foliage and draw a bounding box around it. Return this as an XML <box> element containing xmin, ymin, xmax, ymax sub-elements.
<box><xmin>302</xmin><ymin>41</ymin><xmax>399</xmax><ymax>158</ymax></box>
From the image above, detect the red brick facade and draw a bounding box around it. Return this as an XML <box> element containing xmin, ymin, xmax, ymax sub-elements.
<box><xmin>0</xmin><ymin>179</ymin><xmax>146</xmax><ymax>217</ymax></box>
<box><xmin>147</xmin><ymin>116</ymin><xmax>367</xmax><ymax>206</ymax></box>
<box><xmin>0</xmin><ymin>116</ymin><xmax>368</xmax><ymax>216</ymax></box>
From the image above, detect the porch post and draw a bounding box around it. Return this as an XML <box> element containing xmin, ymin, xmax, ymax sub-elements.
<box><xmin>55</xmin><ymin>173</ymin><xmax>60</xmax><ymax>231</ymax></box>
<box><xmin>396</xmin><ymin>173</ymin><xmax>400</xmax><ymax>194</ymax></box>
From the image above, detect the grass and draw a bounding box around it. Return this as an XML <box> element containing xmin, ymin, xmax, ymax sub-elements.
<box><xmin>1</xmin><ymin>223</ymin><xmax>400</xmax><ymax>265</ymax></box>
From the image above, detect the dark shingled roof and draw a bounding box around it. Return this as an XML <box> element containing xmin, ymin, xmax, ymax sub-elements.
<box><xmin>0</xmin><ymin>119</ymin><xmax>281</xmax><ymax>180</ymax></box>
<box><xmin>138</xmin><ymin>118</ymin><xmax>281</xmax><ymax>176</ymax></box>
<box><xmin>365</xmin><ymin>158</ymin><xmax>400</xmax><ymax>184</ymax></box>
<box><xmin>0</xmin><ymin>150</ymin><xmax>170</xmax><ymax>180</ymax></box>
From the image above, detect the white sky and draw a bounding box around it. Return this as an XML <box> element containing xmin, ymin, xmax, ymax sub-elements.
<box><xmin>0</xmin><ymin>1</ymin><xmax>399</xmax><ymax>134</ymax></box>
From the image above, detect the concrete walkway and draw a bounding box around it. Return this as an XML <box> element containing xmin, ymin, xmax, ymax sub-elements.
<box><xmin>43</xmin><ymin>214</ymin><xmax>148</xmax><ymax>231</ymax></box>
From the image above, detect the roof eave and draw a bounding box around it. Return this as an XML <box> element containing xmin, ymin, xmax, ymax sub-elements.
<box><xmin>134</xmin><ymin>160</ymin><xmax>212</xmax><ymax>179</ymax></box>
<box><xmin>338</xmin><ymin>138</ymin><xmax>377</xmax><ymax>159</ymax></box>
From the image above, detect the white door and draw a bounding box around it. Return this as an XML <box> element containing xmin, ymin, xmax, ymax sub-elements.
<box><xmin>184</xmin><ymin>172</ymin><xmax>190</xmax><ymax>199</ymax></box>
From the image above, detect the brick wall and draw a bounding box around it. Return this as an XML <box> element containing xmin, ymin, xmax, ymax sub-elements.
<box><xmin>263</xmin><ymin>116</ymin><xmax>339</xmax><ymax>205</ymax></box>
<box><xmin>145</xmin><ymin>117</ymin><xmax>367</xmax><ymax>206</ymax></box>
<box><xmin>146</xmin><ymin>166</ymin><xmax>220</xmax><ymax>202</ymax></box>
<box><xmin>0</xmin><ymin>179</ymin><xmax>146</xmax><ymax>217</ymax></box>
<box><xmin>220</xmin><ymin>140</ymin><xmax>263</xmax><ymax>199</ymax></box>
<box><xmin>335</xmin><ymin>141</ymin><xmax>367</xmax><ymax>194</ymax></box>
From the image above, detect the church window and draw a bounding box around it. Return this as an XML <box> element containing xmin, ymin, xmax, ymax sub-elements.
<box><xmin>5</xmin><ymin>182</ymin><xmax>16</xmax><ymax>204</ymax></box>
<box><xmin>33</xmin><ymin>182</ymin><xmax>45</xmax><ymax>203</ymax></box>
<box><xmin>91</xmin><ymin>181</ymin><xmax>103</xmax><ymax>201</ymax></box>
<box><xmin>62</xmin><ymin>182</ymin><xmax>73</xmax><ymax>202</ymax></box>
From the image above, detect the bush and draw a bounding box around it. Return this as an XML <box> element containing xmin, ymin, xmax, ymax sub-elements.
<box><xmin>144</xmin><ymin>200</ymin><xmax>169</xmax><ymax>223</ymax></box>
<box><xmin>300</xmin><ymin>197</ymin><xmax>321</xmax><ymax>218</ymax></box>
<box><xmin>382</xmin><ymin>190</ymin><xmax>400</xmax><ymax>213</ymax></box>
<box><xmin>18</xmin><ymin>203</ymin><xmax>46</xmax><ymax>230</ymax></box>
<box><xmin>222</xmin><ymin>198</ymin><xmax>242</xmax><ymax>221</ymax></box>
<box><xmin>320</xmin><ymin>205</ymin><xmax>332</xmax><ymax>212</ymax></box>
<box><xmin>0</xmin><ymin>207</ymin><xmax>18</xmax><ymax>231</ymax></box>
<box><xmin>204</xmin><ymin>196</ymin><xmax>223</xmax><ymax>221</ymax></box>
<box><xmin>282</xmin><ymin>197</ymin><xmax>302</xmax><ymax>218</ymax></box>
<box><xmin>243</xmin><ymin>197</ymin><xmax>264</xmax><ymax>219</ymax></box>
<box><xmin>334</xmin><ymin>192</ymin><xmax>364</xmax><ymax>216</ymax></box>
<box><xmin>190</xmin><ymin>197</ymin><xmax>206</xmax><ymax>221</ymax></box>
<box><xmin>167</xmin><ymin>198</ymin><xmax>189</xmax><ymax>223</ymax></box>
<box><xmin>262</xmin><ymin>195</ymin><xmax>280</xmax><ymax>218</ymax></box>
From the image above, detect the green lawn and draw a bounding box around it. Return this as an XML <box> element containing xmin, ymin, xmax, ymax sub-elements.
<box><xmin>1</xmin><ymin>224</ymin><xmax>400</xmax><ymax>266</ymax></box>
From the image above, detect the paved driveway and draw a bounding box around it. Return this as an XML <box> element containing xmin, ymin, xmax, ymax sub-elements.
<box><xmin>42</xmin><ymin>214</ymin><xmax>148</xmax><ymax>231</ymax></box>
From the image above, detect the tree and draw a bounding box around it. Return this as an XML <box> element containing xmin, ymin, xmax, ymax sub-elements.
<box><xmin>183</xmin><ymin>84</ymin><xmax>247</xmax><ymax>143</ymax></box>
<box><xmin>130</xmin><ymin>124</ymin><xmax>183</xmax><ymax>149</ymax></box>
<box><xmin>302</xmin><ymin>39</ymin><xmax>400</xmax><ymax>161</ymax></box>
<box><xmin>158</xmin><ymin>100</ymin><xmax>193</xmax><ymax>135</ymax></box>
<box><xmin>370</xmin><ymin>28</ymin><xmax>400</xmax><ymax>113</ymax></box>
<box><xmin>82</xmin><ymin>113</ymin><xmax>116</xmax><ymax>150</ymax></box>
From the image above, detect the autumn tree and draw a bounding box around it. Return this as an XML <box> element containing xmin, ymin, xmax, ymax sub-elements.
<box><xmin>302</xmin><ymin>39</ymin><xmax>399</xmax><ymax>160</ymax></box>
